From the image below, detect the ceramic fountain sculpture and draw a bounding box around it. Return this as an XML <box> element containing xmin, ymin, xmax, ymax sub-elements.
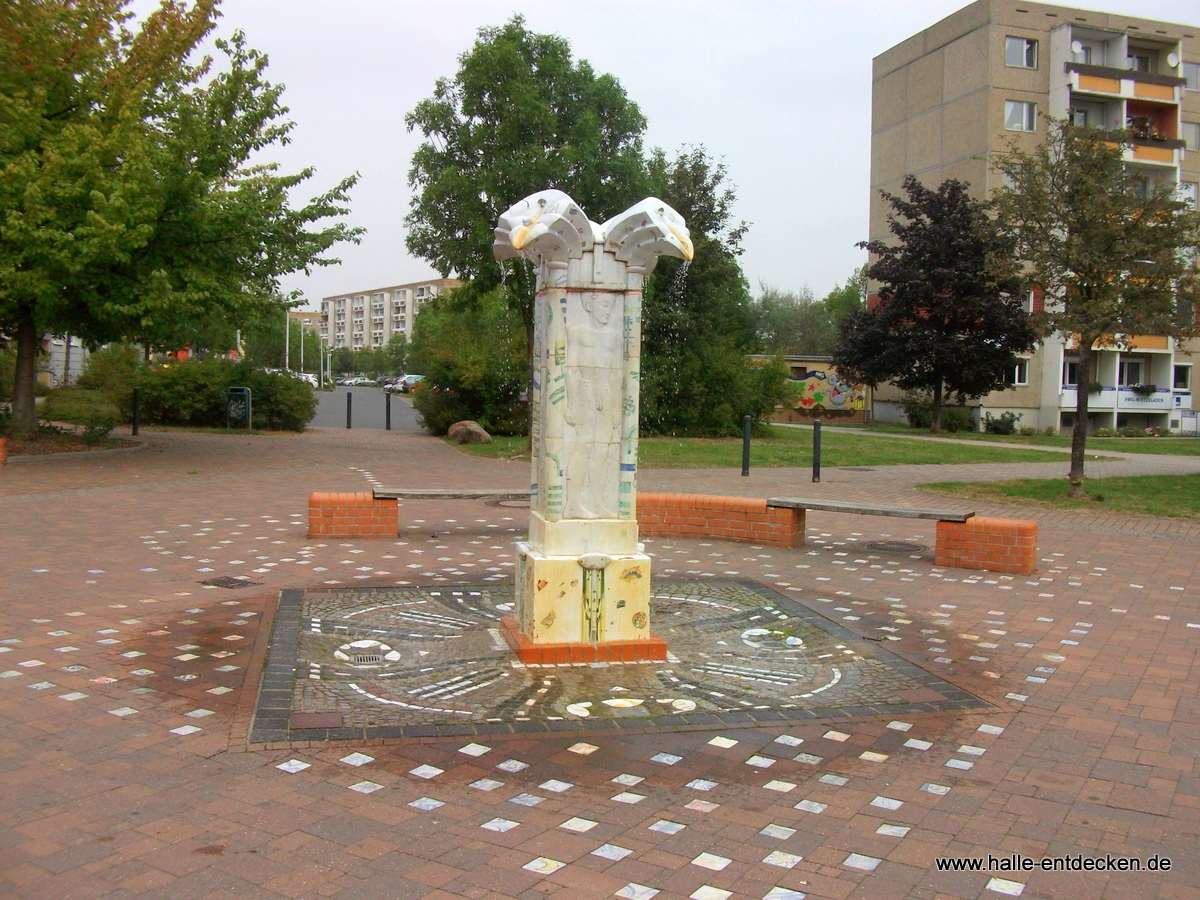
<box><xmin>493</xmin><ymin>190</ymin><xmax>693</xmax><ymax>661</ymax></box>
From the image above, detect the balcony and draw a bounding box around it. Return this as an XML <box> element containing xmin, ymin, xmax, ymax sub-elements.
<box><xmin>1066</xmin><ymin>62</ymin><xmax>1185</xmax><ymax>102</ymax></box>
<box><xmin>1061</xmin><ymin>386</ymin><xmax>1116</xmax><ymax>409</ymax></box>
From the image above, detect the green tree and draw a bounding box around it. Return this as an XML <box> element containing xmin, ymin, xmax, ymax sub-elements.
<box><xmin>640</xmin><ymin>147</ymin><xmax>789</xmax><ymax>435</ymax></box>
<box><xmin>0</xmin><ymin>0</ymin><xmax>360</xmax><ymax>434</ymax></box>
<box><xmin>752</xmin><ymin>267</ymin><xmax>866</xmax><ymax>358</ymax></box>
<box><xmin>404</xmin><ymin>15</ymin><xmax>649</xmax><ymax>390</ymax></box>
<box><xmin>408</xmin><ymin>287</ymin><xmax>527</xmax><ymax>435</ymax></box>
<box><xmin>834</xmin><ymin>177</ymin><xmax>1037</xmax><ymax>434</ymax></box>
<box><xmin>382</xmin><ymin>333</ymin><xmax>408</xmax><ymax>376</ymax></box>
<box><xmin>993</xmin><ymin>122</ymin><xmax>1200</xmax><ymax>496</ymax></box>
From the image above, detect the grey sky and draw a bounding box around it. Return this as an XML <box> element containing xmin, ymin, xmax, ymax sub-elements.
<box><xmin>186</xmin><ymin>0</ymin><xmax>1196</xmax><ymax>309</ymax></box>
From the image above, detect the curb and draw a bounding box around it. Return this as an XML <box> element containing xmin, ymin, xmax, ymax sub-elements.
<box><xmin>5</xmin><ymin>439</ymin><xmax>146</xmax><ymax>464</ymax></box>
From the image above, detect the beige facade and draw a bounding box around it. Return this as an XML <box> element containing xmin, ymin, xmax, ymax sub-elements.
<box><xmin>871</xmin><ymin>0</ymin><xmax>1199</xmax><ymax>434</ymax></box>
<box><xmin>319</xmin><ymin>278</ymin><xmax>460</xmax><ymax>350</ymax></box>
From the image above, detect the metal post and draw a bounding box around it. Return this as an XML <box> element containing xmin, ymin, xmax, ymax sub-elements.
<box><xmin>812</xmin><ymin>419</ymin><xmax>822</xmax><ymax>483</ymax></box>
<box><xmin>741</xmin><ymin>415</ymin><xmax>751</xmax><ymax>476</ymax></box>
<box><xmin>346</xmin><ymin>390</ymin><xmax>352</xmax><ymax>429</ymax></box>
<box><xmin>131</xmin><ymin>387</ymin><xmax>140</xmax><ymax>436</ymax></box>
<box><xmin>385</xmin><ymin>391</ymin><xmax>392</xmax><ymax>431</ymax></box>
<box><xmin>284</xmin><ymin>311</ymin><xmax>290</xmax><ymax>371</ymax></box>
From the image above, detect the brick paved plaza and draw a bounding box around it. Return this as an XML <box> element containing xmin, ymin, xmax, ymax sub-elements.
<box><xmin>2</xmin><ymin>419</ymin><xmax>1198</xmax><ymax>900</ymax></box>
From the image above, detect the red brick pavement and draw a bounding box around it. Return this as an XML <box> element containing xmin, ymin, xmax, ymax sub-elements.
<box><xmin>0</xmin><ymin>426</ymin><xmax>1197</xmax><ymax>899</ymax></box>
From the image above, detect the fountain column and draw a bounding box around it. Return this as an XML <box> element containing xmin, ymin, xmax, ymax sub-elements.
<box><xmin>493</xmin><ymin>190</ymin><xmax>692</xmax><ymax>661</ymax></box>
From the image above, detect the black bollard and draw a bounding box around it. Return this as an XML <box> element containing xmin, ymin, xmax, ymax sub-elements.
<box><xmin>812</xmin><ymin>418</ymin><xmax>822</xmax><ymax>483</ymax></box>
<box><xmin>131</xmin><ymin>387</ymin><xmax>140</xmax><ymax>436</ymax></box>
<box><xmin>741</xmin><ymin>415</ymin><xmax>751</xmax><ymax>476</ymax></box>
<box><xmin>346</xmin><ymin>390</ymin><xmax>352</xmax><ymax>429</ymax></box>
<box><xmin>385</xmin><ymin>391</ymin><xmax>391</xmax><ymax>431</ymax></box>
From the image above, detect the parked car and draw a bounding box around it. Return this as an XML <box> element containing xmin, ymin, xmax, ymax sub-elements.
<box><xmin>345</xmin><ymin>376</ymin><xmax>375</xmax><ymax>387</ymax></box>
<box><xmin>400</xmin><ymin>374</ymin><xmax>425</xmax><ymax>393</ymax></box>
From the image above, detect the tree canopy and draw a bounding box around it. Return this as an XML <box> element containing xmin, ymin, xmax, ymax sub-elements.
<box><xmin>753</xmin><ymin>266</ymin><xmax>867</xmax><ymax>357</ymax></box>
<box><xmin>0</xmin><ymin>0</ymin><xmax>361</xmax><ymax>432</ymax></box>
<box><xmin>992</xmin><ymin>122</ymin><xmax>1200</xmax><ymax>495</ymax></box>
<box><xmin>404</xmin><ymin>15</ymin><xmax>649</xmax><ymax>320</ymax></box>
<box><xmin>834</xmin><ymin>176</ymin><xmax>1037</xmax><ymax>433</ymax></box>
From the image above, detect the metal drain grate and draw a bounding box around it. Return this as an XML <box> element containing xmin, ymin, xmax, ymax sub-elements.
<box><xmin>862</xmin><ymin>541</ymin><xmax>928</xmax><ymax>554</ymax></box>
<box><xmin>199</xmin><ymin>575</ymin><xmax>265</xmax><ymax>589</ymax></box>
<box><xmin>353</xmin><ymin>654</ymin><xmax>383</xmax><ymax>665</ymax></box>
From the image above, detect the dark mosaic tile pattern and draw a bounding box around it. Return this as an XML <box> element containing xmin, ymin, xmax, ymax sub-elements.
<box><xmin>250</xmin><ymin>580</ymin><xmax>988</xmax><ymax>743</ymax></box>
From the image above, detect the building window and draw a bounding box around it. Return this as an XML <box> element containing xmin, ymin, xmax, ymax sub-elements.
<box><xmin>1004</xmin><ymin>359</ymin><xmax>1030</xmax><ymax>385</ymax></box>
<box><xmin>1175</xmin><ymin>366</ymin><xmax>1192</xmax><ymax>390</ymax></box>
<box><xmin>1186</xmin><ymin>61</ymin><xmax>1200</xmax><ymax>91</ymax></box>
<box><xmin>1022</xmin><ymin>290</ymin><xmax>1036</xmax><ymax>313</ymax></box>
<box><xmin>1072</xmin><ymin>43</ymin><xmax>1093</xmax><ymax>64</ymax></box>
<box><xmin>1183</xmin><ymin>122</ymin><xmax>1200</xmax><ymax>152</ymax></box>
<box><xmin>1005</xmin><ymin>37</ymin><xmax>1037</xmax><ymax>69</ymax></box>
<box><xmin>1118</xmin><ymin>359</ymin><xmax>1144</xmax><ymax>386</ymax></box>
<box><xmin>1063</xmin><ymin>359</ymin><xmax>1079</xmax><ymax>387</ymax></box>
<box><xmin>1069</xmin><ymin>107</ymin><xmax>1089</xmax><ymax>127</ymax></box>
<box><xmin>1005</xmin><ymin>100</ymin><xmax>1037</xmax><ymax>132</ymax></box>
<box><xmin>1127</xmin><ymin>52</ymin><xmax>1153</xmax><ymax>73</ymax></box>
<box><xmin>1180</xmin><ymin>182</ymin><xmax>1199</xmax><ymax>209</ymax></box>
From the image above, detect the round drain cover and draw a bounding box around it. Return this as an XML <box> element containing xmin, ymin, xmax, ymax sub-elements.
<box><xmin>862</xmin><ymin>541</ymin><xmax>928</xmax><ymax>553</ymax></box>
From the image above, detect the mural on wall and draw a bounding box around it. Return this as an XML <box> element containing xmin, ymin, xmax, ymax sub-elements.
<box><xmin>775</xmin><ymin>362</ymin><xmax>867</xmax><ymax>423</ymax></box>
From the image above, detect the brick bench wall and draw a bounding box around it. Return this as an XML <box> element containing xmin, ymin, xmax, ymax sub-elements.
<box><xmin>307</xmin><ymin>492</ymin><xmax>398</xmax><ymax>539</ymax></box>
<box><xmin>935</xmin><ymin>516</ymin><xmax>1038</xmax><ymax>575</ymax></box>
<box><xmin>638</xmin><ymin>492</ymin><xmax>805</xmax><ymax>549</ymax></box>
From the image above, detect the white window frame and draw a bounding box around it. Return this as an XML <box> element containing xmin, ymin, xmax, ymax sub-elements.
<box><xmin>1183</xmin><ymin>122</ymin><xmax>1200</xmax><ymax>152</ymax></box>
<box><xmin>1118</xmin><ymin>359</ymin><xmax>1144</xmax><ymax>387</ymax></box>
<box><xmin>1063</xmin><ymin>358</ymin><xmax>1079</xmax><ymax>387</ymax></box>
<box><xmin>1005</xmin><ymin>100</ymin><xmax>1037</xmax><ymax>132</ymax></box>
<box><xmin>1006</xmin><ymin>358</ymin><xmax>1030</xmax><ymax>385</ymax></box>
<box><xmin>1005</xmin><ymin>36</ymin><xmax>1038</xmax><ymax>69</ymax></box>
<box><xmin>1174</xmin><ymin>365</ymin><xmax>1192</xmax><ymax>390</ymax></box>
<box><xmin>1181</xmin><ymin>182</ymin><xmax>1198</xmax><ymax>210</ymax></box>
<box><xmin>1022</xmin><ymin>290</ymin><xmax>1036</xmax><ymax>313</ymax></box>
<box><xmin>1185</xmin><ymin>61</ymin><xmax>1200</xmax><ymax>91</ymax></box>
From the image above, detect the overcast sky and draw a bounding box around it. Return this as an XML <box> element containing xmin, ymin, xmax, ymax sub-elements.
<box><xmin>168</xmin><ymin>0</ymin><xmax>1197</xmax><ymax>309</ymax></box>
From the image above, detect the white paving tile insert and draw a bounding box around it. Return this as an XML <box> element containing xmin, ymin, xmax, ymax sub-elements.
<box><xmin>276</xmin><ymin>759</ymin><xmax>310</xmax><ymax>773</ymax></box>
<box><xmin>592</xmin><ymin>844</ymin><xmax>633</xmax><ymax>861</ymax></box>
<box><xmin>480</xmin><ymin>818</ymin><xmax>519</xmax><ymax>832</ymax></box>
<box><xmin>844</xmin><ymin>852</ymin><xmax>881</xmax><ymax>872</ymax></box>
<box><xmin>340</xmin><ymin>752</ymin><xmax>374</xmax><ymax>767</ymax></box>
<box><xmin>987</xmin><ymin>877</ymin><xmax>1026</xmax><ymax>896</ymax></box>
<box><xmin>760</xmin><ymin>823</ymin><xmax>796</xmax><ymax>839</ymax></box>
<box><xmin>763</xmin><ymin>851</ymin><xmax>803</xmax><ymax>869</ymax></box>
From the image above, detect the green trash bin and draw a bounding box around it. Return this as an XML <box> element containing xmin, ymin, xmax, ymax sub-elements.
<box><xmin>226</xmin><ymin>386</ymin><xmax>252</xmax><ymax>430</ymax></box>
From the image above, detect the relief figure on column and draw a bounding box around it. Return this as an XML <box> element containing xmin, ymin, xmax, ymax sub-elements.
<box><xmin>564</xmin><ymin>290</ymin><xmax>623</xmax><ymax>518</ymax></box>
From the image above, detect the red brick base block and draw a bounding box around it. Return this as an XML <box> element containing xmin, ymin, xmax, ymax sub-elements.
<box><xmin>935</xmin><ymin>517</ymin><xmax>1038</xmax><ymax>575</ymax></box>
<box><xmin>638</xmin><ymin>492</ymin><xmax>805</xmax><ymax>549</ymax></box>
<box><xmin>307</xmin><ymin>492</ymin><xmax>398</xmax><ymax>539</ymax></box>
<box><xmin>499</xmin><ymin>616</ymin><xmax>668</xmax><ymax>665</ymax></box>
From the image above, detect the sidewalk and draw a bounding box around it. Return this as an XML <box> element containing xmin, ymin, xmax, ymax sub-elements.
<box><xmin>0</xmin><ymin>427</ymin><xmax>1196</xmax><ymax>899</ymax></box>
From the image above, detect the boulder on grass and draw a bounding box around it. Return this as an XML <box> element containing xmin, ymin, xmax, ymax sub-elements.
<box><xmin>448</xmin><ymin>420</ymin><xmax>492</xmax><ymax>444</ymax></box>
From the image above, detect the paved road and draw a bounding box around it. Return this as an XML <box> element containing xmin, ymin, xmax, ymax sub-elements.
<box><xmin>312</xmin><ymin>385</ymin><xmax>423</xmax><ymax>431</ymax></box>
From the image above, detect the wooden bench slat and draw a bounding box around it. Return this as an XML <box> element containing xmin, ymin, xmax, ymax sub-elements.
<box><xmin>766</xmin><ymin>497</ymin><xmax>973</xmax><ymax>522</ymax></box>
<box><xmin>373</xmin><ymin>489</ymin><xmax>531</xmax><ymax>501</ymax></box>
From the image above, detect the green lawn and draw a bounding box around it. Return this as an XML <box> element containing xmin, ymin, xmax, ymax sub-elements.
<box><xmin>454</xmin><ymin>425</ymin><xmax>1092</xmax><ymax>468</ymax></box>
<box><xmin>920</xmin><ymin>473</ymin><xmax>1200</xmax><ymax>519</ymax></box>
<box><xmin>836</xmin><ymin>422</ymin><xmax>1200</xmax><ymax>456</ymax></box>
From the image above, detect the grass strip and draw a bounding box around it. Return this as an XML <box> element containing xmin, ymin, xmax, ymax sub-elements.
<box><xmin>454</xmin><ymin>426</ymin><xmax>1086</xmax><ymax>468</ymax></box>
<box><xmin>920</xmin><ymin>473</ymin><xmax>1200</xmax><ymax>519</ymax></box>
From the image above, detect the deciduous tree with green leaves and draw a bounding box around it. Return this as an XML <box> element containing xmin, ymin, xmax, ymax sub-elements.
<box><xmin>404</xmin><ymin>15</ymin><xmax>649</xmax><ymax>379</ymax></box>
<box><xmin>834</xmin><ymin>176</ymin><xmax>1037</xmax><ymax>434</ymax></box>
<box><xmin>993</xmin><ymin>122</ymin><xmax>1200</xmax><ymax>497</ymax></box>
<box><xmin>0</xmin><ymin>0</ymin><xmax>360</xmax><ymax>434</ymax></box>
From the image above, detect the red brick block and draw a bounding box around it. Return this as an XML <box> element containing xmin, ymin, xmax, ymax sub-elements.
<box><xmin>935</xmin><ymin>518</ymin><xmax>1037</xmax><ymax>574</ymax></box>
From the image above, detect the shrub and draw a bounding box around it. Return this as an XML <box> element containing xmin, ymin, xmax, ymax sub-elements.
<box><xmin>135</xmin><ymin>360</ymin><xmax>316</xmax><ymax>431</ymax></box>
<box><xmin>410</xmin><ymin>383</ymin><xmax>476</xmax><ymax>435</ymax></box>
<box><xmin>42</xmin><ymin>387</ymin><xmax>123</xmax><ymax>427</ymax></box>
<box><xmin>900</xmin><ymin>392</ymin><xmax>974</xmax><ymax>432</ymax></box>
<box><xmin>983</xmin><ymin>411</ymin><xmax>1022</xmax><ymax>435</ymax></box>
<box><xmin>1018</xmin><ymin>426</ymin><xmax>1037</xmax><ymax>436</ymax></box>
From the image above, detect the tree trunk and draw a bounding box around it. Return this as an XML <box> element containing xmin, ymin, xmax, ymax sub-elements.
<box><xmin>1067</xmin><ymin>341</ymin><xmax>1094</xmax><ymax>498</ymax></box>
<box><xmin>11</xmin><ymin>306</ymin><xmax>41</xmax><ymax>436</ymax></box>
<box><xmin>930</xmin><ymin>380</ymin><xmax>944</xmax><ymax>434</ymax></box>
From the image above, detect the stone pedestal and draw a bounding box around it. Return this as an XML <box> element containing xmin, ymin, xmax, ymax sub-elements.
<box><xmin>492</xmin><ymin>190</ymin><xmax>691</xmax><ymax>664</ymax></box>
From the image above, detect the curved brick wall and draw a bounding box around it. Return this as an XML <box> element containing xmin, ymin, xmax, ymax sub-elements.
<box><xmin>637</xmin><ymin>492</ymin><xmax>805</xmax><ymax>549</ymax></box>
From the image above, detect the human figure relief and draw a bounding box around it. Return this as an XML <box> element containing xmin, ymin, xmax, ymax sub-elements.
<box><xmin>564</xmin><ymin>291</ymin><xmax>623</xmax><ymax>518</ymax></box>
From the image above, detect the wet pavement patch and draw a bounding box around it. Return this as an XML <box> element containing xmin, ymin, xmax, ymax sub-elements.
<box><xmin>250</xmin><ymin>580</ymin><xmax>988</xmax><ymax>743</ymax></box>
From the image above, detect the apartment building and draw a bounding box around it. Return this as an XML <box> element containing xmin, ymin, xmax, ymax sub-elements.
<box><xmin>319</xmin><ymin>278</ymin><xmax>460</xmax><ymax>351</ymax></box>
<box><xmin>870</xmin><ymin>0</ymin><xmax>1199</xmax><ymax>434</ymax></box>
